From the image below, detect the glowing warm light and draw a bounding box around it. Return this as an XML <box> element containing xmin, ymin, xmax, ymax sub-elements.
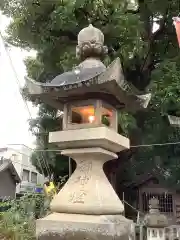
<box><xmin>88</xmin><ymin>115</ymin><xmax>95</xmax><ymax>123</ymax></box>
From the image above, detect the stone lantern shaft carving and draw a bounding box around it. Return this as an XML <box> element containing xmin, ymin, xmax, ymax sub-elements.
<box><xmin>26</xmin><ymin>24</ymin><xmax>151</xmax><ymax>240</ymax></box>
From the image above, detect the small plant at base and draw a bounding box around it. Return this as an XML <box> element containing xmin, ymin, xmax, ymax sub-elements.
<box><xmin>0</xmin><ymin>193</ymin><xmax>50</xmax><ymax>240</ymax></box>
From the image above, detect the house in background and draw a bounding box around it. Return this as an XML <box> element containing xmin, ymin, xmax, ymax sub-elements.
<box><xmin>124</xmin><ymin>173</ymin><xmax>180</xmax><ymax>225</ymax></box>
<box><xmin>0</xmin><ymin>159</ymin><xmax>21</xmax><ymax>199</ymax></box>
<box><xmin>0</xmin><ymin>145</ymin><xmax>45</xmax><ymax>195</ymax></box>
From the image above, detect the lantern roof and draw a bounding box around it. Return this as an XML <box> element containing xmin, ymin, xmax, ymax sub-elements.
<box><xmin>25</xmin><ymin>24</ymin><xmax>151</xmax><ymax>111</ymax></box>
<box><xmin>45</xmin><ymin>65</ymin><xmax>105</xmax><ymax>87</ymax></box>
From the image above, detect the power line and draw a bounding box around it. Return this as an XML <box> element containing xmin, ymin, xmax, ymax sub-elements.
<box><xmin>131</xmin><ymin>141</ymin><xmax>180</xmax><ymax>148</ymax></box>
<box><xmin>0</xmin><ymin>31</ymin><xmax>51</xmax><ymax>178</ymax></box>
<box><xmin>0</xmin><ymin>32</ymin><xmax>32</xmax><ymax>117</ymax></box>
<box><xmin>5</xmin><ymin>140</ymin><xmax>180</xmax><ymax>155</ymax></box>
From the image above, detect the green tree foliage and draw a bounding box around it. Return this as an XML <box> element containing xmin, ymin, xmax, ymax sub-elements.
<box><xmin>1</xmin><ymin>0</ymin><xmax>180</xmax><ymax>188</ymax></box>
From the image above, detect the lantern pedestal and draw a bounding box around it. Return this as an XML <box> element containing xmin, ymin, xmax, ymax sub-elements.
<box><xmin>36</xmin><ymin>127</ymin><xmax>133</xmax><ymax>240</ymax></box>
<box><xmin>49</xmin><ymin>126</ymin><xmax>129</xmax><ymax>152</ymax></box>
<box><xmin>49</xmin><ymin>126</ymin><xmax>129</xmax><ymax>215</ymax></box>
<box><xmin>37</xmin><ymin>213</ymin><xmax>134</xmax><ymax>240</ymax></box>
<box><xmin>51</xmin><ymin>147</ymin><xmax>124</xmax><ymax>214</ymax></box>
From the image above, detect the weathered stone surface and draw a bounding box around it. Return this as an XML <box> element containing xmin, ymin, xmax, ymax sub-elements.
<box><xmin>76</xmin><ymin>24</ymin><xmax>108</xmax><ymax>60</ymax></box>
<box><xmin>78</xmin><ymin>58</ymin><xmax>106</xmax><ymax>70</ymax></box>
<box><xmin>37</xmin><ymin>213</ymin><xmax>134</xmax><ymax>240</ymax></box>
<box><xmin>144</xmin><ymin>198</ymin><xmax>168</xmax><ymax>228</ymax></box>
<box><xmin>50</xmin><ymin>147</ymin><xmax>127</xmax><ymax>215</ymax></box>
<box><xmin>78</xmin><ymin>24</ymin><xmax>104</xmax><ymax>46</ymax></box>
<box><xmin>25</xmin><ymin>56</ymin><xmax>151</xmax><ymax>112</ymax></box>
<box><xmin>49</xmin><ymin>127</ymin><xmax>130</xmax><ymax>152</ymax></box>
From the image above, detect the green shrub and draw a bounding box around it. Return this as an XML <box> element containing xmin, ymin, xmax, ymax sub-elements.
<box><xmin>0</xmin><ymin>193</ymin><xmax>51</xmax><ymax>240</ymax></box>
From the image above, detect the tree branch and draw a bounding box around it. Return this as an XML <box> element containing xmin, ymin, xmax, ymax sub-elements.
<box><xmin>140</xmin><ymin>8</ymin><xmax>168</xmax><ymax>73</ymax></box>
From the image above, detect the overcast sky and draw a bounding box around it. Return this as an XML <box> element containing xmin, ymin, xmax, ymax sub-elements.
<box><xmin>0</xmin><ymin>14</ymin><xmax>37</xmax><ymax>148</ymax></box>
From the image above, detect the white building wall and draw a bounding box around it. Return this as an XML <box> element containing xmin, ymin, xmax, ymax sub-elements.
<box><xmin>0</xmin><ymin>148</ymin><xmax>22</xmax><ymax>175</ymax></box>
<box><xmin>0</xmin><ymin>145</ymin><xmax>46</xmax><ymax>194</ymax></box>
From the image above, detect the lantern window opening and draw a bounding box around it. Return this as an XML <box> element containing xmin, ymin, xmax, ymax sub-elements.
<box><xmin>65</xmin><ymin>99</ymin><xmax>97</xmax><ymax>130</ymax></box>
<box><xmin>152</xmin><ymin>229</ymin><xmax>157</xmax><ymax>238</ymax></box>
<box><xmin>101</xmin><ymin>101</ymin><xmax>118</xmax><ymax>131</ymax></box>
<box><xmin>71</xmin><ymin>105</ymin><xmax>95</xmax><ymax>124</ymax></box>
<box><xmin>62</xmin><ymin>99</ymin><xmax>118</xmax><ymax>131</ymax></box>
<box><xmin>101</xmin><ymin>103</ymin><xmax>113</xmax><ymax>128</ymax></box>
<box><xmin>159</xmin><ymin>229</ymin><xmax>163</xmax><ymax>238</ymax></box>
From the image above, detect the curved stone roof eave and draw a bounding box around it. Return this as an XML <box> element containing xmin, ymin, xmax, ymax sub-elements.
<box><xmin>25</xmin><ymin>58</ymin><xmax>151</xmax><ymax>111</ymax></box>
<box><xmin>25</xmin><ymin>76</ymin><xmax>44</xmax><ymax>95</ymax></box>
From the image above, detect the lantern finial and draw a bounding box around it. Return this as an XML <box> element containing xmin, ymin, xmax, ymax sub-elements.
<box><xmin>76</xmin><ymin>24</ymin><xmax>108</xmax><ymax>61</ymax></box>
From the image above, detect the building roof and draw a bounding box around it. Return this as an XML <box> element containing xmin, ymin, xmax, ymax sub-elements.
<box><xmin>125</xmin><ymin>173</ymin><xmax>159</xmax><ymax>188</ymax></box>
<box><xmin>0</xmin><ymin>160</ymin><xmax>21</xmax><ymax>184</ymax></box>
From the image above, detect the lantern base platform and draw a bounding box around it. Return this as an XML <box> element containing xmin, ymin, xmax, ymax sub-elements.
<box><xmin>36</xmin><ymin>213</ymin><xmax>134</xmax><ymax>240</ymax></box>
<box><xmin>49</xmin><ymin>126</ymin><xmax>129</xmax><ymax>153</ymax></box>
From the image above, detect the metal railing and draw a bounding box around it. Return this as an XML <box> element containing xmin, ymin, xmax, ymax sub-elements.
<box><xmin>134</xmin><ymin>225</ymin><xmax>180</xmax><ymax>240</ymax></box>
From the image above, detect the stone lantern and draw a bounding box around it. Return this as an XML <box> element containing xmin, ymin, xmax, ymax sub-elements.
<box><xmin>168</xmin><ymin>115</ymin><xmax>180</xmax><ymax>127</ymax></box>
<box><xmin>26</xmin><ymin>24</ymin><xmax>151</xmax><ymax>240</ymax></box>
<box><xmin>144</xmin><ymin>198</ymin><xmax>168</xmax><ymax>240</ymax></box>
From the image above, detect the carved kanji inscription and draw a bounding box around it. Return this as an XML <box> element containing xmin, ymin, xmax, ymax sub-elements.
<box><xmin>69</xmin><ymin>160</ymin><xmax>92</xmax><ymax>203</ymax></box>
